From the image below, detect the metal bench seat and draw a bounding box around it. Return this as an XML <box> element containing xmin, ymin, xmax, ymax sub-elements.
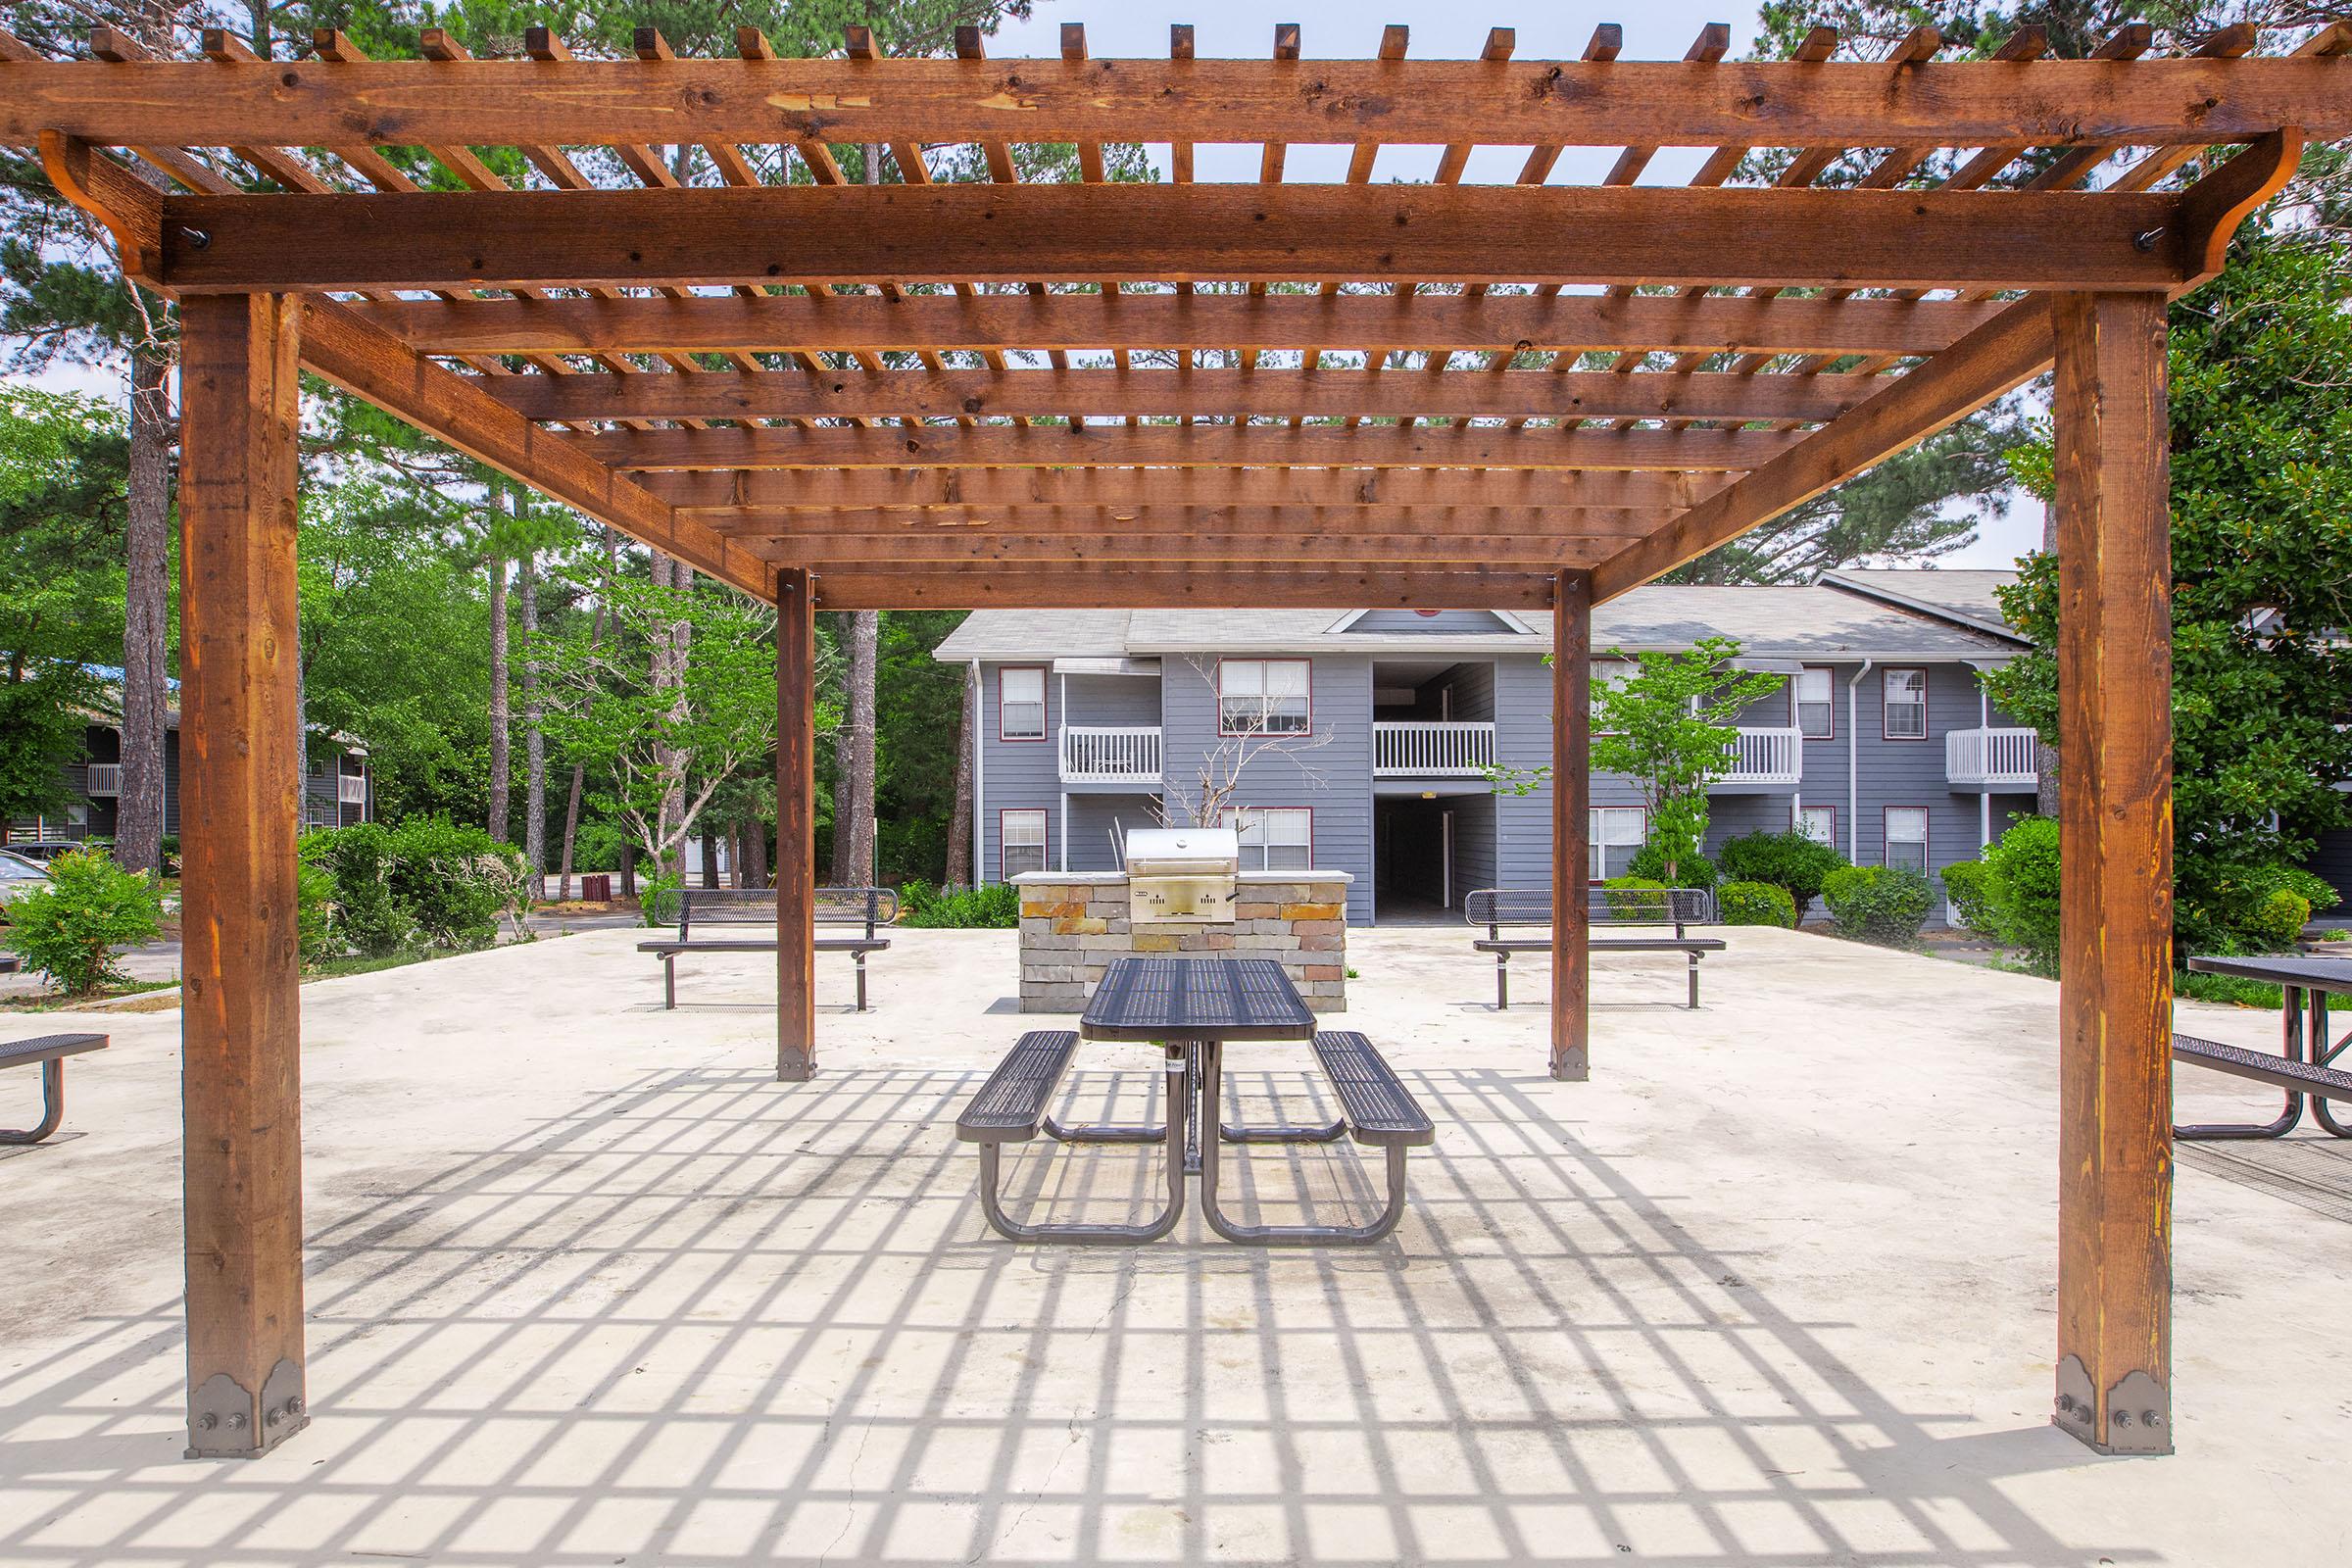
<box><xmin>1310</xmin><ymin>1031</ymin><xmax>1436</xmax><ymax>1149</ymax></box>
<box><xmin>960</xmin><ymin>1030</ymin><xmax>1189</xmax><ymax>1245</ymax></box>
<box><xmin>637</xmin><ymin>886</ymin><xmax>896</xmax><ymax>1009</ymax></box>
<box><xmin>1465</xmin><ymin>886</ymin><xmax>1723</xmax><ymax>1010</ymax></box>
<box><xmin>2</xmin><ymin>1032</ymin><xmax>108</xmax><ymax>1145</ymax></box>
<box><xmin>2173</xmin><ymin>1031</ymin><xmax>2352</xmax><ymax>1140</ymax></box>
<box><xmin>956</xmin><ymin>1030</ymin><xmax>1079</xmax><ymax>1144</ymax></box>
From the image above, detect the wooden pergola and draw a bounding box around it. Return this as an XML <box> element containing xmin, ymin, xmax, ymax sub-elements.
<box><xmin>9</xmin><ymin>18</ymin><xmax>2345</xmax><ymax>1463</ymax></box>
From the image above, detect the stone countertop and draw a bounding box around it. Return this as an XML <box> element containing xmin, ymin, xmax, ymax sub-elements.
<box><xmin>1011</xmin><ymin>870</ymin><xmax>1353</xmax><ymax>885</ymax></box>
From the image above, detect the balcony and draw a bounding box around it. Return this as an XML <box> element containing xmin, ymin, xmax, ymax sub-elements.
<box><xmin>1713</xmin><ymin>727</ymin><xmax>1803</xmax><ymax>790</ymax></box>
<box><xmin>338</xmin><ymin>773</ymin><xmax>368</xmax><ymax>806</ymax></box>
<box><xmin>85</xmin><ymin>762</ymin><xmax>121</xmax><ymax>797</ymax></box>
<box><xmin>1059</xmin><ymin>725</ymin><xmax>1162</xmax><ymax>784</ymax></box>
<box><xmin>1374</xmin><ymin>721</ymin><xmax>1495</xmax><ymax>777</ymax></box>
<box><xmin>1947</xmin><ymin>726</ymin><xmax>2039</xmax><ymax>788</ymax></box>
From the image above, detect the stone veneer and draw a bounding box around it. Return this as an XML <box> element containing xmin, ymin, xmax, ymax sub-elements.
<box><xmin>1013</xmin><ymin>869</ymin><xmax>1352</xmax><ymax>1013</ymax></box>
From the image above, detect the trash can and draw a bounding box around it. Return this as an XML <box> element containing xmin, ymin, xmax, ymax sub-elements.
<box><xmin>580</xmin><ymin>873</ymin><xmax>612</xmax><ymax>903</ymax></box>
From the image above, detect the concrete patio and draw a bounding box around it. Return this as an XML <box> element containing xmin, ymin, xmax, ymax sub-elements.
<box><xmin>2</xmin><ymin>925</ymin><xmax>2347</xmax><ymax>1566</ymax></box>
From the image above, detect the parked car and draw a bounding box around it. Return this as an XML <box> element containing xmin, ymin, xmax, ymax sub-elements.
<box><xmin>0</xmin><ymin>849</ymin><xmax>49</xmax><ymax>910</ymax></box>
<box><xmin>0</xmin><ymin>840</ymin><xmax>84</xmax><ymax>864</ymax></box>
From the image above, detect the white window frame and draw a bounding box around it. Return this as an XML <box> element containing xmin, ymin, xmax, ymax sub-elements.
<box><xmin>1589</xmin><ymin>807</ymin><xmax>1646</xmax><ymax>882</ymax></box>
<box><xmin>1218</xmin><ymin>659</ymin><xmax>1311</xmax><ymax>736</ymax></box>
<box><xmin>1794</xmin><ymin>667</ymin><xmax>1834</xmax><ymax>740</ymax></box>
<box><xmin>1883</xmin><ymin>667</ymin><xmax>1928</xmax><ymax>741</ymax></box>
<box><xmin>999</xmin><ymin>666</ymin><xmax>1048</xmax><ymax>742</ymax></box>
<box><xmin>1227</xmin><ymin>807</ymin><xmax>1312</xmax><ymax>871</ymax></box>
<box><xmin>1885</xmin><ymin>807</ymin><xmax>1930</xmax><ymax>872</ymax></box>
<box><xmin>1001</xmin><ymin>808</ymin><xmax>1047</xmax><ymax>878</ymax></box>
<box><xmin>1794</xmin><ymin>805</ymin><xmax>1837</xmax><ymax>848</ymax></box>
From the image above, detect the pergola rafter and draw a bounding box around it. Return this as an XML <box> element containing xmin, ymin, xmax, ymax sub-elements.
<box><xmin>10</xmin><ymin>16</ymin><xmax>2340</xmax><ymax>1471</ymax></box>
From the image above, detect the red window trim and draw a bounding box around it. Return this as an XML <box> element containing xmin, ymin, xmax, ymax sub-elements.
<box><xmin>1225</xmin><ymin>805</ymin><xmax>1314</xmax><ymax>870</ymax></box>
<box><xmin>1792</xmin><ymin>801</ymin><xmax>1837</xmax><ymax>848</ymax></box>
<box><xmin>1587</xmin><ymin>804</ymin><xmax>1648</xmax><ymax>885</ymax></box>
<box><xmin>1882</xmin><ymin>666</ymin><xmax>1929</xmax><ymax>742</ymax></box>
<box><xmin>997</xmin><ymin>664</ymin><xmax>1049</xmax><ymax>743</ymax></box>
<box><xmin>1882</xmin><ymin>805</ymin><xmax>1931</xmax><ymax>870</ymax></box>
<box><xmin>1794</xmin><ymin>665</ymin><xmax>1836</xmax><ymax>741</ymax></box>
<box><xmin>999</xmin><ymin>807</ymin><xmax>1048</xmax><ymax>881</ymax></box>
<box><xmin>1215</xmin><ymin>657</ymin><xmax>1313</xmax><ymax>739</ymax></box>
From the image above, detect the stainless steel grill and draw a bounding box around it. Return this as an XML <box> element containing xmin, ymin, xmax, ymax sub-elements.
<box><xmin>1125</xmin><ymin>827</ymin><xmax>1239</xmax><ymax>925</ymax></box>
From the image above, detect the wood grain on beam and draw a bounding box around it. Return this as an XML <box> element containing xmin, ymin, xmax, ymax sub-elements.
<box><xmin>161</xmin><ymin>182</ymin><xmax>2187</xmax><ymax>293</ymax></box>
<box><xmin>477</xmin><ymin>365</ymin><xmax>1877</xmax><ymax>424</ymax></box>
<box><xmin>36</xmin><ymin>132</ymin><xmax>164</xmax><ymax>283</ymax></box>
<box><xmin>10</xmin><ymin>57</ymin><xmax>2344</xmax><ymax>148</ymax></box>
<box><xmin>775</xmin><ymin>566</ymin><xmax>816</xmax><ymax>1081</ymax></box>
<box><xmin>294</xmin><ymin>296</ymin><xmax>770</xmax><ymax>599</ymax></box>
<box><xmin>1551</xmin><ymin>569</ymin><xmax>1592</xmax><ymax>1081</ymax></box>
<box><xmin>1590</xmin><ymin>295</ymin><xmax>2055</xmax><ymax>601</ymax></box>
<box><xmin>585</xmin><ymin>423</ymin><xmax>1795</xmax><ymax>474</ymax></box>
<box><xmin>740</xmin><ymin>531</ymin><xmax>1624</xmax><ymax>566</ymax></box>
<box><xmin>808</xmin><ymin>565</ymin><xmax>1558</xmax><ymax>611</ymax></box>
<box><xmin>699</xmin><ymin>505</ymin><xmax>1671</xmax><ymax>537</ymax></box>
<box><xmin>641</xmin><ymin>466</ymin><xmax>1715</xmax><ymax>513</ymax></box>
<box><xmin>355</xmin><ymin>291</ymin><xmax>2007</xmax><ymax>360</ymax></box>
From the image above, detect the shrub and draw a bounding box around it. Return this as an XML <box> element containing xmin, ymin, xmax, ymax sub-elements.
<box><xmin>1718</xmin><ymin>879</ymin><xmax>1797</xmax><ymax>928</ymax></box>
<box><xmin>1821</xmin><ymin>863</ymin><xmax>1936</xmax><ymax>948</ymax></box>
<box><xmin>1983</xmin><ymin>815</ymin><xmax>2063</xmax><ymax>974</ymax></box>
<box><xmin>900</xmin><ymin>879</ymin><xmax>1021</xmax><ymax>929</ymax></box>
<box><xmin>1626</xmin><ymin>842</ymin><xmax>1715</xmax><ymax>891</ymax></box>
<box><xmin>302</xmin><ymin>823</ymin><xmax>416</xmax><ymax>957</ymax></box>
<box><xmin>640</xmin><ymin>870</ymin><xmax>684</xmax><ymax>929</ymax></box>
<box><xmin>158</xmin><ymin>833</ymin><xmax>180</xmax><ymax>876</ymax></box>
<box><xmin>2180</xmin><ymin>863</ymin><xmax>2338</xmax><ymax>954</ymax></box>
<box><xmin>1717</xmin><ymin>830</ymin><xmax>1846</xmax><ymax>907</ymax></box>
<box><xmin>383</xmin><ymin>816</ymin><xmax>525</xmax><ymax>950</ymax></box>
<box><xmin>1</xmin><ymin>847</ymin><xmax>164</xmax><ymax>995</ymax></box>
<box><xmin>1938</xmin><ymin>858</ymin><xmax>1998</xmax><ymax>934</ymax></box>
<box><xmin>295</xmin><ymin>859</ymin><xmax>338</xmax><ymax>963</ymax></box>
<box><xmin>2250</xmin><ymin>887</ymin><xmax>2313</xmax><ymax>949</ymax></box>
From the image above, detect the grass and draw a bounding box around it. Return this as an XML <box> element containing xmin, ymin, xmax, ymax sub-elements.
<box><xmin>0</xmin><ymin>978</ymin><xmax>178</xmax><ymax>1012</ymax></box>
<box><xmin>2174</xmin><ymin>968</ymin><xmax>2285</xmax><ymax>1009</ymax></box>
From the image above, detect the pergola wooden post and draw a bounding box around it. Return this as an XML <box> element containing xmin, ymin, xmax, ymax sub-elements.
<box><xmin>16</xmin><ymin>20</ymin><xmax>2337</xmax><ymax>1462</ymax></box>
<box><xmin>176</xmin><ymin>291</ymin><xmax>310</xmax><ymax>1459</ymax></box>
<box><xmin>1551</xmin><ymin>571</ymin><xmax>1592</xmax><ymax>1082</ymax></box>
<box><xmin>2050</xmin><ymin>292</ymin><xmax>2175</xmax><ymax>1455</ymax></box>
<box><xmin>775</xmin><ymin>566</ymin><xmax>818</xmax><ymax>1081</ymax></box>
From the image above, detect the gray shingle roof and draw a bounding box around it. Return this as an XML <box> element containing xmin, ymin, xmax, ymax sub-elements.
<box><xmin>1821</xmin><ymin>568</ymin><xmax>2023</xmax><ymax>638</ymax></box>
<box><xmin>933</xmin><ymin>581</ymin><xmax>2025</xmax><ymax>663</ymax></box>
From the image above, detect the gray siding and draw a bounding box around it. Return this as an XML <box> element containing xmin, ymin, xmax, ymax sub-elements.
<box><xmin>1061</xmin><ymin>671</ymin><xmax>1161</xmax><ymax>729</ymax></box>
<box><xmin>975</xmin><ymin>662</ymin><xmax>1061</xmax><ymax>881</ymax></box>
<box><xmin>1449</xmin><ymin>791</ymin><xmax>1496</xmax><ymax>906</ymax></box>
<box><xmin>1063</xmin><ymin>791</ymin><xmax>1157</xmax><ymax>873</ymax></box>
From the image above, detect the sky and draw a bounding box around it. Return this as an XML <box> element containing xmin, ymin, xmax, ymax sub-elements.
<box><xmin>13</xmin><ymin>0</ymin><xmax>2044</xmax><ymax>571</ymax></box>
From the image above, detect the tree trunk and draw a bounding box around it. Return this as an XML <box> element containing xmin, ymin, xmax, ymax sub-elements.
<box><xmin>700</xmin><ymin>824</ymin><xmax>721</xmax><ymax>889</ymax></box>
<box><xmin>618</xmin><ymin>842</ymin><xmax>636</xmax><ymax>900</ymax></box>
<box><xmin>486</xmin><ymin>544</ymin><xmax>510</xmax><ymax>843</ymax></box>
<box><xmin>746</xmin><ymin>808</ymin><xmax>770</xmax><ymax>889</ymax></box>
<box><xmin>519</xmin><ymin>549</ymin><xmax>546</xmax><ymax>899</ymax></box>
<box><xmin>946</xmin><ymin>662</ymin><xmax>976</xmax><ymax>885</ymax></box>
<box><xmin>556</xmin><ymin>528</ymin><xmax>617</xmax><ymax>901</ymax></box>
<box><xmin>832</xmin><ymin>610</ymin><xmax>879</xmax><ymax>885</ymax></box>
<box><xmin>115</xmin><ymin>343</ymin><xmax>172</xmax><ymax>876</ymax></box>
<box><xmin>650</xmin><ymin>554</ymin><xmax>693</xmax><ymax>880</ymax></box>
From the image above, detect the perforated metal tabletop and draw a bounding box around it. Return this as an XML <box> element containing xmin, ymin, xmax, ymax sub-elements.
<box><xmin>1081</xmin><ymin>957</ymin><xmax>1316</xmax><ymax>1043</ymax></box>
<box><xmin>2185</xmin><ymin>955</ymin><xmax>2352</xmax><ymax>993</ymax></box>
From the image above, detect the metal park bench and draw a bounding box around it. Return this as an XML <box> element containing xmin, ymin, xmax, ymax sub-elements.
<box><xmin>637</xmin><ymin>886</ymin><xmax>897</xmax><ymax>1010</ymax></box>
<box><xmin>2</xmin><ymin>1032</ymin><xmax>108</xmax><ymax>1145</ymax></box>
<box><xmin>1464</xmin><ymin>886</ymin><xmax>1726</xmax><ymax>1010</ymax></box>
<box><xmin>2173</xmin><ymin>955</ymin><xmax>2352</xmax><ymax>1140</ymax></box>
<box><xmin>2172</xmin><ymin>1034</ymin><xmax>2352</xmax><ymax>1140</ymax></box>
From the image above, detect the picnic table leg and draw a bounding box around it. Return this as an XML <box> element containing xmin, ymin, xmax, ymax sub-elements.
<box><xmin>2313</xmin><ymin>991</ymin><xmax>2352</xmax><ymax>1139</ymax></box>
<box><xmin>663</xmin><ymin>954</ymin><xmax>677</xmax><ymax>1010</ymax></box>
<box><xmin>1688</xmin><ymin>952</ymin><xmax>1700</xmax><ymax>1010</ymax></box>
<box><xmin>1495</xmin><ymin>951</ymin><xmax>1509</xmax><ymax>1010</ymax></box>
<box><xmin>855</xmin><ymin>951</ymin><xmax>868</xmax><ymax>1012</ymax></box>
<box><xmin>1197</xmin><ymin>1039</ymin><xmax>1410</xmax><ymax>1246</ymax></box>
<box><xmin>0</xmin><ymin>1060</ymin><xmax>66</xmax><ymax>1145</ymax></box>
<box><xmin>2174</xmin><ymin>984</ymin><xmax>2306</xmax><ymax>1140</ymax></box>
<box><xmin>975</xmin><ymin>1053</ymin><xmax>1189</xmax><ymax>1245</ymax></box>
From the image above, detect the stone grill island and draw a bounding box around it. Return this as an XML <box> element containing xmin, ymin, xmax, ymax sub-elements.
<box><xmin>1014</xmin><ymin>870</ymin><xmax>1352</xmax><ymax>1013</ymax></box>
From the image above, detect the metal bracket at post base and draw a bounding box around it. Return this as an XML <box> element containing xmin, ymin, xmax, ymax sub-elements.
<box><xmin>2053</xmin><ymin>1354</ymin><xmax>2171</xmax><ymax>1455</ymax></box>
<box><xmin>186</xmin><ymin>1357</ymin><xmax>308</xmax><ymax>1459</ymax></box>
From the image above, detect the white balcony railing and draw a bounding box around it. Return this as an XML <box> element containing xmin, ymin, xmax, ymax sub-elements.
<box><xmin>1721</xmin><ymin>726</ymin><xmax>1802</xmax><ymax>786</ymax></box>
<box><xmin>85</xmin><ymin>762</ymin><xmax>121</xmax><ymax>797</ymax></box>
<box><xmin>1947</xmin><ymin>726</ymin><xmax>2039</xmax><ymax>787</ymax></box>
<box><xmin>1374</xmin><ymin>720</ymin><xmax>1496</xmax><ymax>776</ymax></box>
<box><xmin>1060</xmin><ymin>725</ymin><xmax>1162</xmax><ymax>783</ymax></box>
<box><xmin>338</xmin><ymin>773</ymin><xmax>368</xmax><ymax>806</ymax></box>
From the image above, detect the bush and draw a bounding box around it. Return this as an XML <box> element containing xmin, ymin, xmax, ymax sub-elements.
<box><xmin>0</xmin><ymin>847</ymin><xmax>164</xmax><ymax>995</ymax></box>
<box><xmin>302</xmin><ymin>823</ymin><xmax>416</xmax><ymax>957</ymax></box>
<box><xmin>900</xmin><ymin>879</ymin><xmax>1021</xmax><ymax>929</ymax></box>
<box><xmin>1983</xmin><ymin>815</ymin><xmax>2063</xmax><ymax>974</ymax></box>
<box><xmin>1821</xmin><ymin>863</ymin><xmax>1936</xmax><ymax>948</ymax></box>
<box><xmin>1938</xmin><ymin>858</ymin><xmax>1998</xmax><ymax>934</ymax></box>
<box><xmin>383</xmin><ymin>816</ymin><xmax>524</xmax><ymax>950</ymax></box>
<box><xmin>1626</xmin><ymin>843</ymin><xmax>1715</xmax><ymax>891</ymax></box>
<box><xmin>1717</xmin><ymin>830</ymin><xmax>1846</xmax><ymax>908</ymax></box>
<box><xmin>1718</xmin><ymin>879</ymin><xmax>1797</xmax><ymax>928</ymax></box>
<box><xmin>158</xmin><ymin>833</ymin><xmax>180</xmax><ymax>877</ymax></box>
<box><xmin>295</xmin><ymin>859</ymin><xmax>338</xmax><ymax>963</ymax></box>
<box><xmin>2180</xmin><ymin>863</ymin><xmax>2338</xmax><ymax>954</ymax></box>
<box><xmin>640</xmin><ymin>870</ymin><xmax>684</xmax><ymax>929</ymax></box>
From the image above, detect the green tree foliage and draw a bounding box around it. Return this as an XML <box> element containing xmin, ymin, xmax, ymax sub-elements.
<box><xmin>1984</xmin><ymin>232</ymin><xmax>2352</xmax><ymax>931</ymax></box>
<box><xmin>1</xmin><ymin>846</ymin><xmax>163</xmax><ymax>995</ymax></box>
<box><xmin>0</xmin><ymin>387</ymin><xmax>127</xmax><ymax>824</ymax></box>
<box><xmin>874</xmin><ymin>611</ymin><xmax>972</xmax><ymax>880</ymax></box>
<box><xmin>1591</xmin><ymin>638</ymin><xmax>1788</xmax><ymax>882</ymax></box>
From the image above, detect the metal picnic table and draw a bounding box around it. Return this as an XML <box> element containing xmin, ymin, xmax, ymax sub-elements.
<box><xmin>2179</xmin><ymin>955</ymin><xmax>2352</xmax><ymax>1139</ymax></box>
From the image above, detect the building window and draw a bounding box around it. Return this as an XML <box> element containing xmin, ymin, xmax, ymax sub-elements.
<box><xmin>1794</xmin><ymin>667</ymin><xmax>1834</xmax><ymax>739</ymax></box>
<box><xmin>1228</xmin><ymin>808</ymin><xmax>1312</xmax><ymax>871</ymax></box>
<box><xmin>1885</xmin><ymin>807</ymin><xmax>1930</xmax><ymax>872</ymax></box>
<box><xmin>1883</xmin><ymin>667</ymin><xmax>1927</xmax><ymax>740</ymax></box>
<box><xmin>999</xmin><ymin>666</ymin><xmax>1047</xmax><ymax>741</ymax></box>
<box><xmin>1001</xmin><ymin>809</ymin><xmax>1047</xmax><ymax>878</ymax></box>
<box><xmin>1795</xmin><ymin>805</ymin><xmax>1836</xmax><ymax>847</ymax></box>
<box><xmin>1590</xmin><ymin>807</ymin><xmax>1646</xmax><ymax>882</ymax></box>
<box><xmin>1218</xmin><ymin>660</ymin><xmax>1310</xmax><ymax>736</ymax></box>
